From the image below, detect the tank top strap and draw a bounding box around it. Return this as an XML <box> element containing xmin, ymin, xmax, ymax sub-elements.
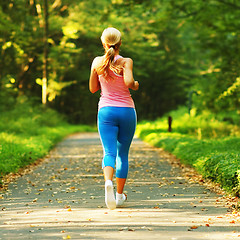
<box><xmin>114</xmin><ymin>55</ymin><xmax>123</xmax><ymax>62</ymax></box>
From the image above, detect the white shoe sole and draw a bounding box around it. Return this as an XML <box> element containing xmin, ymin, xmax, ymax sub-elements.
<box><xmin>105</xmin><ymin>184</ymin><xmax>116</xmax><ymax>210</ymax></box>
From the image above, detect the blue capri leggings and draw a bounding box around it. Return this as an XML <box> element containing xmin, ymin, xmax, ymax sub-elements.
<box><xmin>98</xmin><ymin>107</ymin><xmax>137</xmax><ymax>179</ymax></box>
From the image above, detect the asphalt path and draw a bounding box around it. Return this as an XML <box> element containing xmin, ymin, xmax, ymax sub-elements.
<box><xmin>0</xmin><ymin>132</ymin><xmax>239</xmax><ymax>240</ymax></box>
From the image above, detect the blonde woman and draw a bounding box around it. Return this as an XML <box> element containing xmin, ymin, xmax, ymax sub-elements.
<box><xmin>89</xmin><ymin>27</ymin><xmax>139</xmax><ymax>210</ymax></box>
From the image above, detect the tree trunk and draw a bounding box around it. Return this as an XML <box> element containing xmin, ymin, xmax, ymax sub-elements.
<box><xmin>42</xmin><ymin>0</ymin><xmax>48</xmax><ymax>104</ymax></box>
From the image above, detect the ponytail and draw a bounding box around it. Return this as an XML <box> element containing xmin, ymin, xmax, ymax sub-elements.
<box><xmin>96</xmin><ymin>27</ymin><xmax>122</xmax><ymax>79</ymax></box>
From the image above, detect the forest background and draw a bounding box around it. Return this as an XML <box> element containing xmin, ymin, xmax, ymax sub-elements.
<box><xmin>0</xmin><ymin>0</ymin><xmax>239</xmax><ymax>195</ymax></box>
<box><xmin>1</xmin><ymin>0</ymin><xmax>239</xmax><ymax>123</ymax></box>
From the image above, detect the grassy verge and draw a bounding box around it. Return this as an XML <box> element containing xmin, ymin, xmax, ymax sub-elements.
<box><xmin>136</xmin><ymin>107</ymin><xmax>240</xmax><ymax>196</ymax></box>
<box><xmin>0</xmin><ymin>100</ymin><xmax>96</xmax><ymax>179</ymax></box>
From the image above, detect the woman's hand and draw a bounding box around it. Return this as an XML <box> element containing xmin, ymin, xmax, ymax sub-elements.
<box><xmin>131</xmin><ymin>81</ymin><xmax>139</xmax><ymax>90</ymax></box>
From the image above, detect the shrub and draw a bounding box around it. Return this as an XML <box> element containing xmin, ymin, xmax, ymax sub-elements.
<box><xmin>0</xmin><ymin>100</ymin><xmax>95</xmax><ymax>179</ymax></box>
<box><xmin>136</xmin><ymin>106</ymin><xmax>240</xmax><ymax>195</ymax></box>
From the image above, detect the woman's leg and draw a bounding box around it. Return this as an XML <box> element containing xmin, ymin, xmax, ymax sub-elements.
<box><xmin>98</xmin><ymin>107</ymin><xmax>118</xmax><ymax>179</ymax></box>
<box><xmin>98</xmin><ymin>107</ymin><xmax>118</xmax><ymax>210</ymax></box>
<box><xmin>116</xmin><ymin>177</ymin><xmax>126</xmax><ymax>194</ymax></box>
<box><xmin>103</xmin><ymin>166</ymin><xmax>114</xmax><ymax>181</ymax></box>
<box><xmin>116</xmin><ymin>108</ymin><xmax>136</xmax><ymax>194</ymax></box>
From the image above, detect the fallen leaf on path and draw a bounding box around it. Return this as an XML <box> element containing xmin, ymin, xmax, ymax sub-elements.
<box><xmin>128</xmin><ymin>228</ymin><xmax>135</xmax><ymax>231</ymax></box>
<box><xmin>190</xmin><ymin>225</ymin><xmax>198</xmax><ymax>229</ymax></box>
<box><xmin>63</xmin><ymin>235</ymin><xmax>71</xmax><ymax>239</ymax></box>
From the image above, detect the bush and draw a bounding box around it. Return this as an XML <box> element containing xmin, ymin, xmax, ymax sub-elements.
<box><xmin>195</xmin><ymin>153</ymin><xmax>240</xmax><ymax>193</ymax></box>
<box><xmin>136</xmin><ymin>107</ymin><xmax>240</xmax><ymax>195</ymax></box>
<box><xmin>136</xmin><ymin>107</ymin><xmax>240</xmax><ymax>140</ymax></box>
<box><xmin>0</xmin><ymin>99</ymin><xmax>95</xmax><ymax>179</ymax></box>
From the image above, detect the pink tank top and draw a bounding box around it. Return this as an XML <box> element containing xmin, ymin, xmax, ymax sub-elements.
<box><xmin>98</xmin><ymin>55</ymin><xmax>135</xmax><ymax>109</ymax></box>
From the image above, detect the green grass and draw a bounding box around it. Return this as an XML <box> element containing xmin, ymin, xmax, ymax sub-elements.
<box><xmin>136</xmin><ymin>107</ymin><xmax>240</xmax><ymax>196</ymax></box>
<box><xmin>0</xmin><ymin>100</ymin><xmax>96</xmax><ymax>179</ymax></box>
<box><xmin>137</xmin><ymin>107</ymin><xmax>240</xmax><ymax>139</ymax></box>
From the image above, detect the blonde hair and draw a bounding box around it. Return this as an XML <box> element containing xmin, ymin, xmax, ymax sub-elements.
<box><xmin>96</xmin><ymin>27</ymin><xmax>122</xmax><ymax>78</ymax></box>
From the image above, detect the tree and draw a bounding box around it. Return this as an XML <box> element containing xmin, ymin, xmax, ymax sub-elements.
<box><xmin>42</xmin><ymin>0</ymin><xmax>49</xmax><ymax>105</ymax></box>
<box><xmin>168</xmin><ymin>0</ymin><xmax>240</xmax><ymax>113</ymax></box>
<box><xmin>1</xmin><ymin>0</ymin><xmax>239</xmax><ymax>123</ymax></box>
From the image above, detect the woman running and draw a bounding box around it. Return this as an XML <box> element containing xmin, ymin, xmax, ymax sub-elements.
<box><xmin>89</xmin><ymin>27</ymin><xmax>139</xmax><ymax>210</ymax></box>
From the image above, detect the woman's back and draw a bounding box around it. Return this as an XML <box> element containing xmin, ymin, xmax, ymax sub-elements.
<box><xmin>98</xmin><ymin>55</ymin><xmax>135</xmax><ymax>109</ymax></box>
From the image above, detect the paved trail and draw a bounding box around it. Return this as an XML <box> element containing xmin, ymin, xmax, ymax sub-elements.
<box><xmin>0</xmin><ymin>133</ymin><xmax>239</xmax><ymax>240</ymax></box>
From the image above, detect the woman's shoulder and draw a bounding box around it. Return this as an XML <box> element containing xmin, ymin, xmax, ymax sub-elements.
<box><xmin>117</xmin><ymin>55</ymin><xmax>132</xmax><ymax>61</ymax></box>
<box><xmin>92</xmin><ymin>56</ymin><xmax>104</xmax><ymax>68</ymax></box>
<box><xmin>116</xmin><ymin>56</ymin><xmax>133</xmax><ymax>66</ymax></box>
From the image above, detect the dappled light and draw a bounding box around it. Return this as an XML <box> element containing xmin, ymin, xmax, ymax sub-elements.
<box><xmin>1</xmin><ymin>0</ymin><xmax>239</xmax><ymax>122</ymax></box>
<box><xmin>1</xmin><ymin>133</ymin><xmax>240</xmax><ymax>239</ymax></box>
<box><xmin>1</xmin><ymin>0</ymin><xmax>240</xmax><ymax>239</ymax></box>
<box><xmin>1</xmin><ymin>206</ymin><xmax>239</xmax><ymax>239</ymax></box>
<box><xmin>136</xmin><ymin>106</ymin><xmax>240</xmax><ymax>196</ymax></box>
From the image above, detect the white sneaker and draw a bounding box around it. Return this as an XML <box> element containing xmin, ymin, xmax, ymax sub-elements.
<box><xmin>105</xmin><ymin>180</ymin><xmax>116</xmax><ymax>210</ymax></box>
<box><xmin>116</xmin><ymin>193</ymin><xmax>127</xmax><ymax>207</ymax></box>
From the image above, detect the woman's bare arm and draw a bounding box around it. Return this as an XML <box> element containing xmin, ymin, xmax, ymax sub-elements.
<box><xmin>89</xmin><ymin>57</ymin><xmax>101</xmax><ymax>93</ymax></box>
<box><xmin>123</xmin><ymin>58</ymin><xmax>139</xmax><ymax>90</ymax></box>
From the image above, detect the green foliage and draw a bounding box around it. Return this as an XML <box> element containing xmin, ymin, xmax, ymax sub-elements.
<box><xmin>136</xmin><ymin>106</ymin><xmax>240</xmax><ymax>139</ymax></box>
<box><xmin>195</xmin><ymin>152</ymin><xmax>240</xmax><ymax>193</ymax></box>
<box><xmin>136</xmin><ymin>107</ymin><xmax>240</xmax><ymax>195</ymax></box>
<box><xmin>0</xmin><ymin>99</ymin><xmax>95</xmax><ymax>178</ymax></box>
<box><xmin>0</xmin><ymin>0</ymin><xmax>198</xmax><ymax>123</ymax></box>
<box><xmin>0</xmin><ymin>0</ymin><xmax>239</xmax><ymax>122</ymax></box>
